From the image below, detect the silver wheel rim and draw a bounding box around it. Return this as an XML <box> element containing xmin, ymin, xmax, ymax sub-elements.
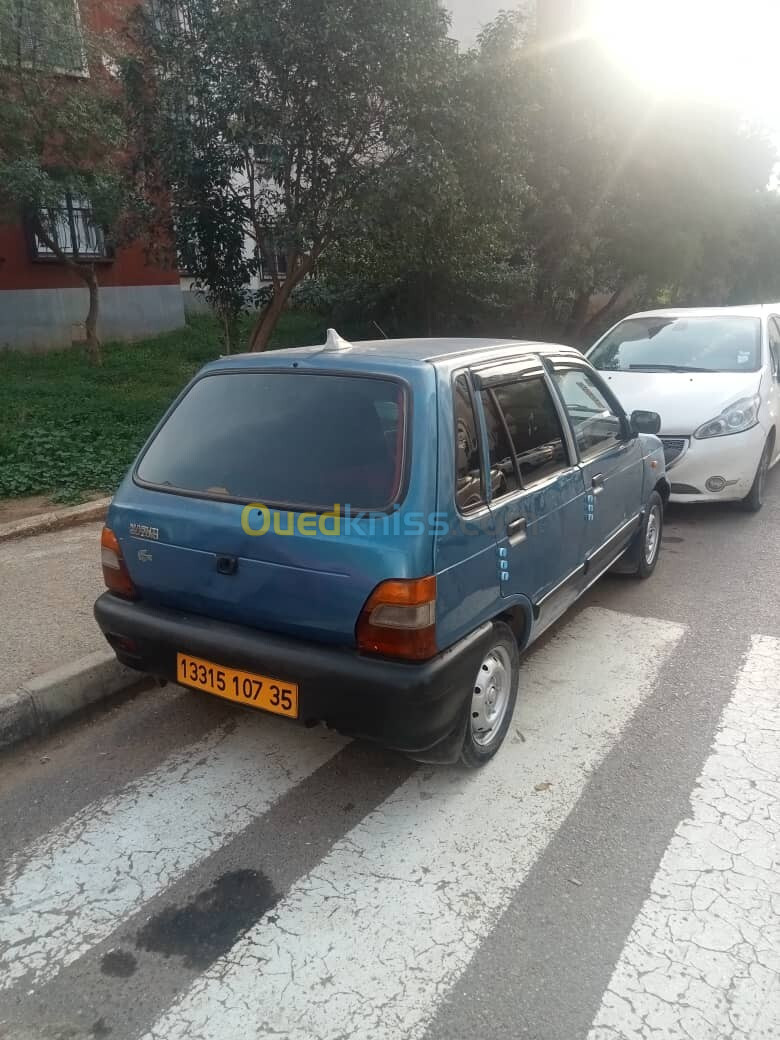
<box><xmin>644</xmin><ymin>505</ymin><xmax>661</xmax><ymax>566</ymax></box>
<box><xmin>470</xmin><ymin>645</ymin><xmax>513</xmax><ymax>747</ymax></box>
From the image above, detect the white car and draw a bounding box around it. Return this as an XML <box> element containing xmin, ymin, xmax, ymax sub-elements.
<box><xmin>587</xmin><ymin>306</ymin><xmax>780</xmax><ymax>511</ymax></box>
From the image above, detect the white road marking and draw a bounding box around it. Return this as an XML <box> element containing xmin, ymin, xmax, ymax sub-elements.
<box><xmin>588</xmin><ymin>635</ymin><xmax>780</xmax><ymax>1040</ymax></box>
<box><xmin>142</xmin><ymin>607</ymin><xmax>685</xmax><ymax>1040</ymax></box>
<box><xmin>0</xmin><ymin>718</ymin><xmax>347</xmax><ymax>992</ymax></box>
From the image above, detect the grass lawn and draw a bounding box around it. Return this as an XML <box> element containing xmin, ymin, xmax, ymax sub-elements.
<box><xmin>0</xmin><ymin>311</ymin><xmax>337</xmax><ymax>504</ymax></box>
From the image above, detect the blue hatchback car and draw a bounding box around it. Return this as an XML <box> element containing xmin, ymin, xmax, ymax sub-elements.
<box><xmin>95</xmin><ymin>332</ymin><xmax>667</xmax><ymax>766</ymax></box>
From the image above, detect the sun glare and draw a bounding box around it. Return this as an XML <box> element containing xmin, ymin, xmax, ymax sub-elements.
<box><xmin>588</xmin><ymin>0</ymin><xmax>780</xmax><ymax>130</ymax></box>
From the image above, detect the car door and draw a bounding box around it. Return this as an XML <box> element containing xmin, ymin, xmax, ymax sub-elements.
<box><xmin>472</xmin><ymin>358</ymin><xmax>587</xmax><ymax>634</ymax></box>
<box><xmin>550</xmin><ymin>362</ymin><xmax>644</xmax><ymax>578</ymax></box>
<box><xmin>767</xmin><ymin>317</ymin><xmax>780</xmax><ymax>464</ymax></box>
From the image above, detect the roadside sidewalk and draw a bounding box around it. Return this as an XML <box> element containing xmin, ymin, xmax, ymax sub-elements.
<box><xmin>0</xmin><ymin>522</ymin><xmax>140</xmax><ymax>749</ymax></box>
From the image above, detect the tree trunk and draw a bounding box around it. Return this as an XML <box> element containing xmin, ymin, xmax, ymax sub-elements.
<box><xmin>247</xmin><ymin>257</ymin><xmax>313</xmax><ymax>352</ymax></box>
<box><xmin>577</xmin><ymin>278</ymin><xmax>642</xmax><ymax>348</ymax></box>
<box><xmin>222</xmin><ymin>312</ymin><xmax>232</xmax><ymax>355</ymax></box>
<box><xmin>83</xmin><ymin>264</ymin><xmax>101</xmax><ymax>365</ymax></box>
<box><xmin>32</xmin><ymin>217</ymin><xmax>102</xmax><ymax>364</ymax></box>
<box><xmin>566</xmin><ymin>287</ymin><xmax>594</xmax><ymax>340</ymax></box>
<box><xmin>248</xmin><ymin>281</ymin><xmax>295</xmax><ymax>352</ymax></box>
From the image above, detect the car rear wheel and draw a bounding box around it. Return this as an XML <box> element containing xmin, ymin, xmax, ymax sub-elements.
<box><xmin>460</xmin><ymin>622</ymin><xmax>519</xmax><ymax>769</ymax></box>
<box><xmin>742</xmin><ymin>436</ymin><xmax>772</xmax><ymax>514</ymax></box>
<box><xmin>631</xmin><ymin>491</ymin><xmax>663</xmax><ymax>579</ymax></box>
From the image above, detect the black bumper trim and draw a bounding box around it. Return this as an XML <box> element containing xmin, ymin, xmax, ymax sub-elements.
<box><xmin>93</xmin><ymin>593</ymin><xmax>493</xmax><ymax>759</ymax></box>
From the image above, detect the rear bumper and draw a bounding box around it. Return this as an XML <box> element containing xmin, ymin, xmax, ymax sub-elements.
<box><xmin>94</xmin><ymin>593</ymin><xmax>493</xmax><ymax>760</ymax></box>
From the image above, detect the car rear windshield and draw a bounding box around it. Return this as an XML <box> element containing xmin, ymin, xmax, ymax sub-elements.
<box><xmin>589</xmin><ymin>316</ymin><xmax>762</xmax><ymax>373</ymax></box>
<box><xmin>136</xmin><ymin>372</ymin><xmax>407</xmax><ymax>511</ymax></box>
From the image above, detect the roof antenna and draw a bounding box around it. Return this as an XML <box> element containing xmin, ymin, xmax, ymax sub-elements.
<box><xmin>323</xmin><ymin>328</ymin><xmax>352</xmax><ymax>352</ymax></box>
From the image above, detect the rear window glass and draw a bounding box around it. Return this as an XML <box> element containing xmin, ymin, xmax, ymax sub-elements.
<box><xmin>136</xmin><ymin>372</ymin><xmax>407</xmax><ymax>511</ymax></box>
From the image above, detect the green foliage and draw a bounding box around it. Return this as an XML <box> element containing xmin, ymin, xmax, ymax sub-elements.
<box><xmin>324</xmin><ymin>14</ymin><xmax>780</xmax><ymax>344</ymax></box>
<box><xmin>0</xmin><ymin>313</ymin><xmax>330</xmax><ymax>503</ymax></box>
<box><xmin>0</xmin><ymin>0</ymin><xmax>126</xmax><ymax>211</ymax></box>
<box><xmin>124</xmin><ymin>0</ymin><xmax>454</xmax><ymax>349</ymax></box>
<box><xmin>0</xmin><ymin>0</ymin><xmax>131</xmax><ymax>362</ymax></box>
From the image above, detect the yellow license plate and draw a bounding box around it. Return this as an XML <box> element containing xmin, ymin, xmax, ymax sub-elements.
<box><xmin>176</xmin><ymin>653</ymin><xmax>299</xmax><ymax>719</ymax></box>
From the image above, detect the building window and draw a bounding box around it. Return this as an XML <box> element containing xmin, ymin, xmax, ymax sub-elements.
<box><xmin>30</xmin><ymin>193</ymin><xmax>113</xmax><ymax>261</ymax></box>
<box><xmin>259</xmin><ymin>249</ymin><xmax>288</xmax><ymax>282</ymax></box>
<box><xmin>0</xmin><ymin>0</ymin><xmax>87</xmax><ymax>75</ymax></box>
<box><xmin>152</xmin><ymin>0</ymin><xmax>193</xmax><ymax>36</ymax></box>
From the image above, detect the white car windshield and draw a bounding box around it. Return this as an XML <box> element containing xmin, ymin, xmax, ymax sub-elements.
<box><xmin>590</xmin><ymin>316</ymin><xmax>762</xmax><ymax>374</ymax></box>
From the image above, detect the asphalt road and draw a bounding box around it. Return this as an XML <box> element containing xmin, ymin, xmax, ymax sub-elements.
<box><xmin>1</xmin><ymin>475</ymin><xmax>778</xmax><ymax>1040</ymax></box>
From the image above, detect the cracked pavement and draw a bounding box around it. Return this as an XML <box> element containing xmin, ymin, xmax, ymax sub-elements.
<box><xmin>0</xmin><ymin>480</ymin><xmax>779</xmax><ymax>1040</ymax></box>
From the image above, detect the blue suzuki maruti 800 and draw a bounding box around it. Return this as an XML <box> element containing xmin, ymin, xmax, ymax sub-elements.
<box><xmin>95</xmin><ymin>332</ymin><xmax>667</xmax><ymax>766</ymax></box>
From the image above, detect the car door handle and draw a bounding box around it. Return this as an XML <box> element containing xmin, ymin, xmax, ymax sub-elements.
<box><xmin>591</xmin><ymin>474</ymin><xmax>605</xmax><ymax>495</ymax></box>
<box><xmin>507</xmin><ymin>517</ymin><xmax>527</xmax><ymax>544</ymax></box>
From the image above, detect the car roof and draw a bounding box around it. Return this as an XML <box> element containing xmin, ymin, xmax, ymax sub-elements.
<box><xmin>217</xmin><ymin>335</ymin><xmax>583</xmax><ymax>372</ymax></box>
<box><xmin>616</xmin><ymin>304</ymin><xmax>780</xmax><ymax>321</ymax></box>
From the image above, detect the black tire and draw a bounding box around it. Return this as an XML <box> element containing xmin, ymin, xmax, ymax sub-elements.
<box><xmin>460</xmin><ymin>621</ymin><xmax>520</xmax><ymax>769</ymax></box>
<box><xmin>742</xmin><ymin>437</ymin><xmax>772</xmax><ymax>514</ymax></box>
<box><xmin>632</xmin><ymin>490</ymin><xmax>663</xmax><ymax>579</ymax></box>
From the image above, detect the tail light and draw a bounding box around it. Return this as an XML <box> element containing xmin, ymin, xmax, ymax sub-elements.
<box><xmin>101</xmin><ymin>527</ymin><xmax>138</xmax><ymax>600</ymax></box>
<box><xmin>356</xmin><ymin>576</ymin><xmax>437</xmax><ymax>661</ymax></box>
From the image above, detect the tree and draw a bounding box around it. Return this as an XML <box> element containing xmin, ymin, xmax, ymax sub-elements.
<box><xmin>515</xmin><ymin>28</ymin><xmax>779</xmax><ymax>343</ymax></box>
<box><xmin>323</xmin><ymin>9</ymin><xmax>535</xmax><ymax>338</ymax></box>
<box><xmin>0</xmin><ymin>0</ymin><xmax>128</xmax><ymax>363</ymax></box>
<box><xmin>124</xmin><ymin>0</ymin><xmax>453</xmax><ymax>351</ymax></box>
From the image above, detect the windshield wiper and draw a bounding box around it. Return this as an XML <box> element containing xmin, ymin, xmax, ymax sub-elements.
<box><xmin>628</xmin><ymin>364</ymin><xmax>710</xmax><ymax>373</ymax></box>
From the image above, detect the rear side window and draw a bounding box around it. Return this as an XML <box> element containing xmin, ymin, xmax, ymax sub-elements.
<box><xmin>493</xmin><ymin>378</ymin><xmax>569</xmax><ymax>485</ymax></box>
<box><xmin>481</xmin><ymin>376</ymin><xmax>569</xmax><ymax>496</ymax></box>
<box><xmin>453</xmin><ymin>375</ymin><xmax>484</xmax><ymax>513</ymax></box>
<box><xmin>137</xmin><ymin>372</ymin><xmax>406</xmax><ymax>511</ymax></box>
<box><xmin>482</xmin><ymin>390</ymin><xmax>522</xmax><ymax>498</ymax></box>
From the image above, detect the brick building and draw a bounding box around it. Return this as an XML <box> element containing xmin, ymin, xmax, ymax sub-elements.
<box><xmin>0</xmin><ymin>0</ymin><xmax>185</xmax><ymax>350</ymax></box>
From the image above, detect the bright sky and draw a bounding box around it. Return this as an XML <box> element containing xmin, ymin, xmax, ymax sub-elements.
<box><xmin>446</xmin><ymin>0</ymin><xmax>780</xmax><ymax>135</ymax></box>
<box><xmin>445</xmin><ymin>0</ymin><xmax>529</xmax><ymax>45</ymax></box>
<box><xmin>589</xmin><ymin>0</ymin><xmax>780</xmax><ymax>133</ymax></box>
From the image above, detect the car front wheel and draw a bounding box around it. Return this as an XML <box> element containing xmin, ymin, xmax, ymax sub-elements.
<box><xmin>460</xmin><ymin>621</ymin><xmax>519</xmax><ymax>768</ymax></box>
<box><xmin>632</xmin><ymin>491</ymin><xmax>663</xmax><ymax>579</ymax></box>
<box><xmin>742</xmin><ymin>436</ymin><xmax>773</xmax><ymax>514</ymax></box>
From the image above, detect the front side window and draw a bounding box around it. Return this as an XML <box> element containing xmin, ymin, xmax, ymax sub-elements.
<box><xmin>589</xmin><ymin>316</ymin><xmax>761</xmax><ymax>374</ymax></box>
<box><xmin>453</xmin><ymin>375</ymin><xmax>483</xmax><ymax>513</ymax></box>
<box><xmin>32</xmin><ymin>193</ymin><xmax>109</xmax><ymax>260</ymax></box>
<box><xmin>768</xmin><ymin>318</ymin><xmax>780</xmax><ymax>379</ymax></box>
<box><xmin>0</xmin><ymin>0</ymin><xmax>87</xmax><ymax>74</ymax></box>
<box><xmin>553</xmin><ymin>369</ymin><xmax>623</xmax><ymax>460</ymax></box>
<box><xmin>137</xmin><ymin>372</ymin><xmax>407</xmax><ymax>512</ymax></box>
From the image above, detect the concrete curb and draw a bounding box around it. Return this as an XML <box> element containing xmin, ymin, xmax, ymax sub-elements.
<box><xmin>0</xmin><ymin>648</ymin><xmax>141</xmax><ymax>751</ymax></box>
<box><xmin>0</xmin><ymin>497</ymin><xmax>111</xmax><ymax>544</ymax></box>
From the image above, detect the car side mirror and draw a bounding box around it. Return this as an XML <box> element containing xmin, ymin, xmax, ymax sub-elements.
<box><xmin>630</xmin><ymin>410</ymin><xmax>662</xmax><ymax>436</ymax></box>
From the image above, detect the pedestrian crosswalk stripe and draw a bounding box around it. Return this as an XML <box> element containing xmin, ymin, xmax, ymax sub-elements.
<box><xmin>140</xmin><ymin>607</ymin><xmax>685</xmax><ymax>1040</ymax></box>
<box><xmin>588</xmin><ymin>634</ymin><xmax>780</xmax><ymax>1040</ymax></box>
<box><xmin>0</xmin><ymin>718</ymin><xmax>347</xmax><ymax>993</ymax></box>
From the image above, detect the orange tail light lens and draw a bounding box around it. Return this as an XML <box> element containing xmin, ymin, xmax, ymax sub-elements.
<box><xmin>356</xmin><ymin>576</ymin><xmax>437</xmax><ymax>661</ymax></box>
<box><xmin>101</xmin><ymin>527</ymin><xmax>138</xmax><ymax>600</ymax></box>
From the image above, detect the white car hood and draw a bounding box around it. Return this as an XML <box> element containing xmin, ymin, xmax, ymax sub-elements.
<box><xmin>598</xmin><ymin>370</ymin><xmax>761</xmax><ymax>435</ymax></box>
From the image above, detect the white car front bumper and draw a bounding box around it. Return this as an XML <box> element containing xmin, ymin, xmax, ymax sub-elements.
<box><xmin>663</xmin><ymin>425</ymin><xmax>766</xmax><ymax>503</ymax></box>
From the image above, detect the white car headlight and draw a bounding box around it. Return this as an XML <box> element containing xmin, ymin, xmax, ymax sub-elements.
<box><xmin>694</xmin><ymin>395</ymin><xmax>761</xmax><ymax>440</ymax></box>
